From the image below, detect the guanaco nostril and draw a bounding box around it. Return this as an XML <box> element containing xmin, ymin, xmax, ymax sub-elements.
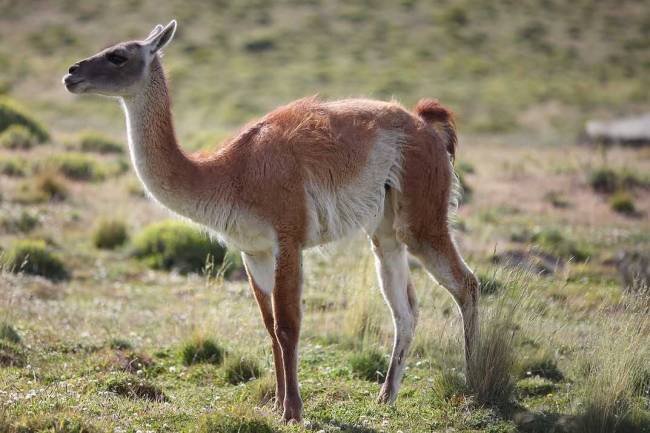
<box><xmin>68</xmin><ymin>63</ymin><xmax>80</xmax><ymax>74</ymax></box>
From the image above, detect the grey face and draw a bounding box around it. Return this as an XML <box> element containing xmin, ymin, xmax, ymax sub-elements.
<box><xmin>63</xmin><ymin>21</ymin><xmax>177</xmax><ymax>97</ymax></box>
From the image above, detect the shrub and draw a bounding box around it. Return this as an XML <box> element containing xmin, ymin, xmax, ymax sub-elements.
<box><xmin>29</xmin><ymin>172</ymin><xmax>68</xmax><ymax>202</ymax></box>
<box><xmin>0</xmin><ymin>156</ymin><xmax>27</xmax><ymax>176</ymax></box>
<box><xmin>349</xmin><ymin>348</ymin><xmax>388</xmax><ymax>382</ymax></box>
<box><xmin>2</xmin><ymin>239</ymin><xmax>68</xmax><ymax>281</ymax></box>
<box><xmin>46</xmin><ymin>153</ymin><xmax>105</xmax><ymax>181</ymax></box>
<box><xmin>0</xmin><ymin>125</ymin><xmax>38</xmax><ymax>149</ymax></box>
<box><xmin>197</xmin><ymin>409</ymin><xmax>277</xmax><ymax>433</ymax></box>
<box><xmin>0</xmin><ymin>97</ymin><xmax>49</xmax><ymax>142</ymax></box>
<box><xmin>132</xmin><ymin>220</ymin><xmax>229</xmax><ymax>274</ymax></box>
<box><xmin>609</xmin><ymin>191</ymin><xmax>636</xmax><ymax>215</ymax></box>
<box><xmin>93</xmin><ymin>220</ymin><xmax>128</xmax><ymax>249</ymax></box>
<box><xmin>0</xmin><ymin>322</ymin><xmax>21</xmax><ymax>344</ymax></box>
<box><xmin>223</xmin><ymin>355</ymin><xmax>262</xmax><ymax>385</ymax></box>
<box><xmin>105</xmin><ymin>376</ymin><xmax>167</xmax><ymax>402</ymax></box>
<box><xmin>78</xmin><ymin>131</ymin><xmax>123</xmax><ymax>154</ymax></box>
<box><xmin>181</xmin><ymin>336</ymin><xmax>224</xmax><ymax>366</ymax></box>
<box><xmin>589</xmin><ymin>168</ymin><xmax>619</xmax><ymax>193</ymax></box>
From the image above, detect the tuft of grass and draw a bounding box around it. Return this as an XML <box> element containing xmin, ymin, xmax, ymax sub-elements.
<box><xmin>573</xmin><ymin>297</ymin><xmax>649</xmax><ymax>433</ymax></box>
<box><xmin>589</xmin><ymin>167</ymin><xmax>650</xmax><ymax>194</ymax></box>
<box><xmin>0</xmin><ymin>322</ymin><xmax>21</xmax><ymax>344</ymax></box>
<box><xmin>132</xmin><ymin>220</ymin><xmax>230</xmax><ymax>275</ymax></box>
<box><xmin>0</xmin><ymin>340</ymin><xmax>25</xmax><ymax>367</ymax></box>
<box><xmin>0</xmin><ymin>97</ymin><xmax>49</xmax><ymax>142</ymax></box>
<box><xmin>531</xmin><ymin>227</ymin><xmax>591</xmax><ymax>262</ymax></box>
<box><xmin>517</xmin><ymin>349</ymin><xmax>564</xmax><ymax>382</ymax></box>
<box><xmin>0</xmin><ymin>156</ymin><xmax>27</xmax><ymax>177</ymax></box>
<box><xmin>516</xmin><ymin>377</ymin><xmax>557</xmax><ymax>398</ymax></box>
<box><xmin>432</xmin><ymin>369</ymin><xmax>468</xmax><ymax>402</ymax></box>
<box><xmin>349</xmin><ymin>348</ymin><xmax>388</xmax><ymax>383</ymax></box>
<box><xmin>223</xmin><ymin>355</ymin><xmax>262</xmax><ymax>385</ymax></box>
<box><xmin>1</xmin><ymin>210</ymin><xmax>40</xmax><ymax>234</ymax></box>
<box><xmin>93</xmin><ymin>219</ymin><xmax>128</xmax><ymax>250</ymax></box>
<box><xmin>249</xmin><ymin>375</ymin><xmax>276</xmax><ymax>405</ymax></box>
<box><xmin>14</xmin><ymin>171</ymin><xmax>69</xmax><ymax>204</ymax></box>
<box><xmin>109</xmin><ymin>338</ymin><xmax>133</xmax><ymax>351</ymax></box>
<box><xmin>114</xmin><ymin>351</ymin><xmax>154</xmax><ymax>374</ymax></box>
<box><xmin>544</xmin><ymin>190</ymin><xmax>571</xmax><ymax>208</ymax></box>
<box><xmin>477</xmin><ymin>270</ymin><xmax>505</xmax><ymax>295</ymax></box>
<box><xmin>2</xmin><ymin>239</ymin><xmax>68</xmax><ymax>281</ymax></box>
<box><xmin>77</xmin><ymin>131</ymin><xmax>123</xmax><ymax>154</ymax></box>
<box><xmin>196</xmin><ymin>408</ymin><xmax>278</xmax><ymax>433</ymax></box>
<box><xmin>45</xmin><ymin>153</ymin><xmax>106</xmax><ymax>181</ymax></box>
<box><xmin>609</xmin><ymin>191</ymin><xmax>636</xmax><ymax>215</ymax></box>
<box><xmin>0</xmin><ymin>124</ymin><xmax>38</xmax><ymax>149</ymax></box>
<box><xmin>180</xmin><ymin>335</ymin><xmax>225</xmax><ymax>366</ymax></box>
<box><xmin>105</xmin><ymin>376</ymin><xmax>167</xmax><ymax>402</ymax></box>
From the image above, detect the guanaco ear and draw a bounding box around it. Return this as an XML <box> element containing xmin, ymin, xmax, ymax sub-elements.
<box><xmin>144</xmin><ymin>24</ymin><xmax>164</xmax><ymax>42</ymax></box>
<box><xmin>145</xmin><ymin>20</ymin><xmax>177</xmax><ymax>55</ymax></box>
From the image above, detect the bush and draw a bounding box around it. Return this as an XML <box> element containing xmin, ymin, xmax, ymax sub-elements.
<box><xmin>609</xmin><ymin>191</ymin><xmax>636</xmax><ymax>215</ymax></box>
<box><xmin>26</xmin><ymin>172</ymin><xmax>69</xmax><ymax>202</ymax></box>
<box><xmin>349</xmin><ymin>348</ymin><xmax>388</xmax><ymax>382</ymax></box>
<box><xmin>0</xmin><ymin>97</ymin><xmax>49</xmax><ymax>142</ymax></box>
<box><xmin>181</xmin><ymin>336</ymin><xmax>224</xmax><ymax>366</ymax></box>
<box><xmin>132</xmin><ymin>220</ymin><xmax>229</xmax><ymax>274</ymax></box>
<box><xmin>0</xmin><ymin>156</ymin><xmax>27</xmax><ymax>176</ymax></box>
<box><xmin>589</xmin><ymin>168</ymin><xmax>619</xmax><ymax>193</ymax></box>
<box><xmin>2</xmin><ymin>239</ymin><xmax>68</xmax><ymax>281</ymax></box>
<box><xmin>223</xmin><ymin>355</ymin><xmax>262</xmax><ymax>385</ymax></box>
<box><xmin>0</xmin><ymin>323</ymin><xmax>21</xmax><ymax>344</ymax></box>
<box><xmin>197</xmin><ymin>409</ymin><xmax>277</xmax><ymax>433</ymax></box>
<box><xmin>93</xmin><ymin>220</ymin><xmax>128</xmax><ymax>249</ymax></box>
<box><xmin>78</xmin><ymin>131</ymin><xmax>123</xmax><ymax>154</ymax></box>
<box><xmin>46</xmin><ymin>153</ymin><xmax>105</xmax><ymax>181</ymax></box>
<box><xmin>105</xmin><ymin>376</ymin><xmax>167</xmax><ymax>402</ymax></box>
<box><xmin>0</xmin><ymin>125</ymin><xmax>38</xmax><ymax>149</ymax></box>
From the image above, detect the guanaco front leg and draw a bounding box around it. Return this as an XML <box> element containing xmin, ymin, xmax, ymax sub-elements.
<box><xmin>272</xmin><ymin>240</ymin><xmax>304</xmax><ymax>423</ymax></box>
<box><xmin>242</xmin><ymin>252</ymin><xmax>285</xmax><ymax>411</ymax></box>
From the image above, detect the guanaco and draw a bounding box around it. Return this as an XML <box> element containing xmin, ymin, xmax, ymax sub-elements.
<box><xmin>63</xmin><ymin>20</ymin><xmax>478</xmax><ymax>423</ymax></box>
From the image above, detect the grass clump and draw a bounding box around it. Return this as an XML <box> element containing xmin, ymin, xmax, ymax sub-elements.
<box><xmin>0</xmin><ymin>97</ymin><xmax>49</xmax><ymax>142</ymax></box>
<box><xmin>93</xmin><ymin>219</ymin><xmax>128</xmax><ymax>249</ymax></box>
<box><xmin>349</xmin><ymin>348</ymin><xmax>388</xmax><ymax>382</ymax></box>
<box><xmin>0</xmin><ymin>414</ymin><xmax>100</xmax><ymax>433</ymax></box>
<box><xmin>2</xmin><ymin>239</ymin><xmax>68</xmax><ymax>281</ymax></box>
<box><xmin>1</xmin><ymin>210</ymin><xmax>40</xmax><ymax>233</ymax></box>
<box><xmin>105</xmin><ymin>375</ymin><xmax>167</xmax><ymax>402</ymax></box>
<box><xmin>432</xmin><ymin>369</ymin><xmax>468</xmax><ymax>402</ymax></box>
<box><xmin>609</xmin><ymin>191</ymin><xmax>636</xmax><ymax>215</ymax></box>
<box><xmin>14</xmin><ymin>172</ymin><xmax>69</xmax><ymax>204</ymax></box>
<box><xmin>132</xmin><ymin>220</ymin><xmax>229</xmax><ymax>274</ymax></box>
<box><xmin>109</xmin><ymin>338</ymin><xmax>133</xmax><ymax>351</ymax></box>
<box><xmin>181</xmin><ymin>336</ymin><xmax>225</xmax><ymax>366</ymax></box>
<box><xmin>589</xmin><ymin>167</ymin><xmax>650</xmax><ymax>194</ymax></box>
<box><xmin>531</xmin><ymin>227</ymin><xmax>591</xmax><ymax>262</ymax></box>
<box><xmin>0</xmin><ymin>156</ymin><xmax>27</xmax><ymax>176</ymax></box>
<box><xmin>517</xmin><ymin>349</ymin><xmax>563</xmax><ymax>381</ymax></box>
<box><xmin>0</xmin><ymin>323</ymin><xmax>21</xmax><ymax>344</ymax></box>
<box><xmin>516</xmin><ymin>376</ymin><xmax>557</xmax><ymax>398</ymax></box>
<box><xmin>46</xmin><ymin>153</ymin><xmax>105</xmax><ymax>181</ymax></box>
<box><xmin>197</xmin><ymin>408</ymin><xmax>277</xmax><ymax>433</ymax></box>
<box><xmin>0</xmin><ymin>340</ymin><xmax>25</xmax><ymax>367</ymax></box>
<box><xmin>223</xmin><ymin>355</ymin><xmax>262</xmax><ymax>385</ymax></box>
<box><xmin>0</xmin><ymin>124</ymin><xmax>38</xmax><ymax>150</ymax></box>
<box><xmin>77</xmin><ymin>131</ymin><xmax>123</xmax><ymax>154</ymax></box>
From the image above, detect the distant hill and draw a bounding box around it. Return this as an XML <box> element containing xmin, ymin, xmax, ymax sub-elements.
<box><xmin>0</xmin><ymin>0</ymin><xmax>648</xmax><ymax>143</ymax></box>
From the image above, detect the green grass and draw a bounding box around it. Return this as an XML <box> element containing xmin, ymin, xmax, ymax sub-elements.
<box><xmin>45</xmin><ymin>153</ymin><xmax>106</xmax><ymax>181</ymax></box>
<box><xmin>0</xmin><ymin>97</ymin><xmax>49</xmax><ymax>142</ymax></box>
<box><xmin>0</xmin><ymin>124</ymin><xmax>39</xmax><ymax>150</ymax></box>
<box><xmin>2</xmin><ymin>239</ymin><xmax>68</xmax><ymax>281</ymax></box>
<box><xmin>349</xmin><ymin>348</ymin><xmax>388</xmax><ymax>383</ymax></box>
<box><xmin>132</xmin><ymin>220</ymin><xmax>230</xmax><ymax>275</ymax></box>
<box><xmin>77</xmin><ymin>131</ymin><xmax>124</xmax><ymax>154</ymax></box>
<box><xmin>610</xmin><ymin>191</ymin><xmax>636</xmax><ymax>215</ymax></box>
<box><xmin>93</xmin><ymin>219</ymin><xmax>128</xmax><ymax>249</ymax></box>
<box><xmin>0</xmin><ymin>155</ymin><xmax>27</xmax><ymax>176</ymax></box>
<box><xmin>180</xmin><ymin>336</ymin><xmax>225</xmax><ymax>366</ymax></box>
<box><xmin>0</xmin><ymin>322</ymin><xmax>21</xmax><ymax>344</ymax></box>
<box><xmin>195</xmin><ymin>408</ymin><xmax>278</xmax><ymax>433</ymax></box>
<box><xmin>223</xmin><ymin>355</ymin><xmax>262</xmax><ymax>385</ymax></box>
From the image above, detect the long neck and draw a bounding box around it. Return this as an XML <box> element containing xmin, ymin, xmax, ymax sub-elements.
<box><xmin>121</xmin><ymin>58</ymin><xmax>203</xmax><ymax>215</ymax></box>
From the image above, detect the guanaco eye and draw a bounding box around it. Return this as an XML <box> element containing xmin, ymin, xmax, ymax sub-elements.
<box><xmin>106</xmin><ymin>52</ymin><xmax>128</xmax><ymax>66</ymax></box>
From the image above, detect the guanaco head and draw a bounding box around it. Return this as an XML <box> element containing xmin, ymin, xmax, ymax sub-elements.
<box><xmin>63</xmin><ymin>20</ymin><xmax>177</xmax><ymax>97</ymax></box>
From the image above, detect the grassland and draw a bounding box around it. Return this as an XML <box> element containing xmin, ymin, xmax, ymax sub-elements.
<box><xmin>1</xmin><ymin>0</ymin><xmax>649</xmax><ymax>432</ymax></box>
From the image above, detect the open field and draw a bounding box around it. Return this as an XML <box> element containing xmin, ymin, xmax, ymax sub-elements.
<box><xmin>1</xmin><ymin>1</ymin><xmax>649</xmax><ymax>432</ymax></box>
